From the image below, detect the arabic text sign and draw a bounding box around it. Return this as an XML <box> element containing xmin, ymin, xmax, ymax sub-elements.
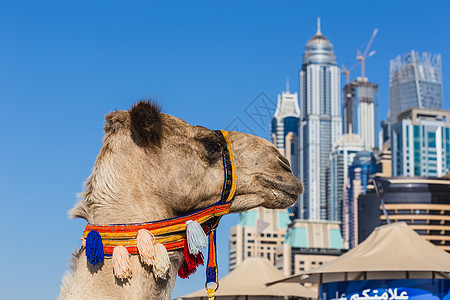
<box><xmin>320</xmin><ymin>279</ymin><xmax>450</xmax><ymax>300</ymax></box>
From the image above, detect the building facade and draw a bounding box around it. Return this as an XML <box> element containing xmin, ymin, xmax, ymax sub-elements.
<box><xmin>275</xmin><ymin>220</ymin><xmax>346</xmax><ymax>276</ymax></box>
<box><xmin>375</xmin><ymin>140</ymin><xmax>392</xmax><ymax>177</ymax></box>
<box><xmin>342</xmin><ymin>150</ymin><xmax>378</xmax><ymax>248</ymax></box>
<box><xmin>391</xmin><ymin>108</ymin><xmax>450</xmax><ymax>177</ymax></box>
<box><xmin>229</xmin><ymin>208</ymin><xmax>291</xmax><ymax>271</ymax></box>
<box><xmin>389</xmin><ymin>51</ymin><xmax>443</xmax><ymax>127</ymax></box>
<box><xmin>328</xmin><ymin>133</ymin><xmax>364</xmax><ymax>223</ymax></box>
<box><xmin>299</xmin><ymin>19</ymin><xmax>342</xmax><ymax>220</ymax></box>
<box><xmin>343</xmin><ymin>77</ymin><xmax>379</xmax><ymax>149</ymax></box>
<box><xmin>271</xmin><ymin>83</ymin><xmax>301</xmax><ymax>178</ymax></box>
<box><xmin>358</xmin><ymin>176</ymin><xmax>450</xmax><ymax>252</ymax></box>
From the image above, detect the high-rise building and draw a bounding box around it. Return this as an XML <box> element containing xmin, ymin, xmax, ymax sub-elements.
<box><xmin>299</xmin><ymin>18</ymin><xmax>342</xmax><ymax>220</ymax></box>
<box><xmin>328</xmin><ymin>132</ymin><xmax>364</xmax><ymax>223</ymax></box>
<box><xmin>271</xmin><ymin>82</ymin><xmax>300</xmax><ymax>177</ymax></box>
<box><xmin>375</xmin><ymin>140</ymin><xmax>392</xmax><ymax>177</ymax></box>
<box><xmin>380</xmin><ymin>120</ymin><xmax>390</xmax><ymax>145</ymax></box>
<box><xmin>229</xmin><ymin>208</ymin><xmax>291</xmax><ymax>271</ymax></box>
<box><xmin>391</xmin><ymin>108</ymin><xmax>450</xmax><ymax>177</ymax></box>
<box><xmin>389</xmin><ymin>51</ymin><xmax>443</xmax><ymax>127</ymax></box>
<box><xmin>342</xmin><ymin>150</ymin><xmax>378</xmax><ymax>248</ymax></box>
<box><xmin>358</xmin><ymin>176</ymin><xmax>450</xmax><ymax>253</ymax></box>
<box><xmin>275</xmin><ymin>220</ymin><xmax>346</xmax><ymax>276</ymax></box>
<box><xmin>343</xmin><ymin>77</ymin><xmax>379</xmax><ymax>149</ymax></box>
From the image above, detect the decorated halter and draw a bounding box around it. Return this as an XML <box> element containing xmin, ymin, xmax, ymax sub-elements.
<box><xmin>81</xmin><ymin>129</ymin><xmax>236</xmax><ymax>298</ymax></box>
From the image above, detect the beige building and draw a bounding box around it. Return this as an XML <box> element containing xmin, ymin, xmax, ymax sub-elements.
<box><xmin>375</xmin><ymin>139</ymin><xmax>392</xmax><ymax>177</ymax></box>
<box><xmin>275</xmin><ymin>220</ymin><xmax>346</xmax><ymax>276</ymax></box>
<box><xmin>229</xmin><ymin>207</ymin><xmax>291</xmax><ymax>271</ymax></box>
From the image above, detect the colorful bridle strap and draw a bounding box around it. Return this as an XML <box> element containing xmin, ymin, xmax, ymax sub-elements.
<box><xmin>82</xmin><ymin>129</ymin><xmax>236</xmax><ymax>291</ymax></box>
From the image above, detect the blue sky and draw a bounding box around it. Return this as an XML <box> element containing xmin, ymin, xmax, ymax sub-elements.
<box><xmin>0</xmin><ymin>1</ymin><xmax>449</xmax><ymax>299</ymax></box>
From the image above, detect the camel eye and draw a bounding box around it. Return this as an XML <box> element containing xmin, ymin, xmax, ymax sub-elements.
<box><xmin>199</xmin><ymin>138</ymin><xmax>223</xmax><ymax>165</ymax></box>
<box><xmin>202</xmin><ymin>140</ymin><xmax>222</xmax><ymax>155</ymax></box>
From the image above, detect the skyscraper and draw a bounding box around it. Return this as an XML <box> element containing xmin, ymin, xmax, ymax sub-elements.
<box><xmin>389</xmin><ymin>51</ymin><xmax>443</xmax><ymax>126</ymax></box>
<box><xmin>328</xmin><ymin>132</ymin><xmax>364</xmax><ymax>223</ymax></box>
<box><xmin>391</xmin><ymin>108</ymin><xmax>450</xmax><ymax>177</ymax></box>
<box><xmin>343</xmin><ymin>77</ymin><xmax>379</xmax><ymax>149</ymax></box>
<box><xmin>271</xmin><ymin>82</ymin><xmax>300</xmax><ymax>177</ymax></box>
<box><xmin>342</xmin><ymin>150</ymin><xmax>378</xmax><ymax>248</ymax></box>
<box><xmin>299</xmin><ymin>18</ymin><xmax>342</xmax><ymax>220</ymax></box>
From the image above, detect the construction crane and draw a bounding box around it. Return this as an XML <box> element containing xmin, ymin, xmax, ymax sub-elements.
<box><xmin>356</xmin><ymin>28</ymin><xmax>378</xmax><ymax>78</ymax></box>
<box><xmin>341</xmin><ymin>62</ymin><xmax>360</xmax><ymax>85</ymax></box>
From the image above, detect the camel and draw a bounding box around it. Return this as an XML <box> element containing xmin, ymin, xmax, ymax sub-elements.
<box><xmin>59</xmin><ymin>101</ymin><xmax>303</xmax><ymax>300</ymax></box>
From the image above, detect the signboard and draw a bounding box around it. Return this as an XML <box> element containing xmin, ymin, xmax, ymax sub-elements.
<box><xmin>320</xmin><ymin>279</ymin><xmax>450</xmax><ymax>300</ymax></box>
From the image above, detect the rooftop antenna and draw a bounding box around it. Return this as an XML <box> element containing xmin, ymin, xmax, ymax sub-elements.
<box><xmin>317</xmin><ymin>17</ymin><xmax>321</xmax><ymax>35</ymax></box>
<box><xmin>286</xmin><ymin>77</ymin><xmax>290</xmax><ymax>93</ymax></box>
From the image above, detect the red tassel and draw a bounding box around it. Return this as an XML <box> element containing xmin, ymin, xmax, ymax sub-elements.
<box><xmin>178</xmin><ymin>261</ymin><xmax>191</xmax><ymax>279</ymax></box>
<box><xmin>178</xmin><ymin>239</ymin><xmax>204</xmax><ymax>278</ymax></box>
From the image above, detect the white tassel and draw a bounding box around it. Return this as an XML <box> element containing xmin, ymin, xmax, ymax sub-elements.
<box><xmin>112</xmin><ymin>246</ymin><xmax>132</xmax><ymax>279</ymax></box>
<box><xmin>153</xmin><ymin>243</ymin><xmax>170</xmax><ymax>279</ymax></box>
<box><xmin>186</xmin><ymin>220</ymin><xmax>207</xmax><ymax>255</ymax></box>
<box><xmin>137</xmin><ymin>229</ymin><xmax>156</xmax><ymax>265</ymax></box>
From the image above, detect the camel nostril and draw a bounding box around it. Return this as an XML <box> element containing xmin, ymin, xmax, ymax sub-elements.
<box><xmin>277</xmin><ymin>156</ymin><xmax>292</xmax><ymax>172</ymax></box>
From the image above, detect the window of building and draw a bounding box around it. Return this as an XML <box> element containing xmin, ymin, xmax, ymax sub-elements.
<box><xmin>300</xmin><ymin>261</ymin><xmax>305</xmax><ymax>265</ymax></box>
<box><xmin>247</xmin><ymin>252</ymin><xmax>251</xmax><ymax>257</ymax></box>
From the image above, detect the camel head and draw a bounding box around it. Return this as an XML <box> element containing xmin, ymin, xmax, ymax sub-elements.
<box><xmin>71</xmin><ymin>101</ymin><xmax>303</xmax><ymax>224</ymax></box>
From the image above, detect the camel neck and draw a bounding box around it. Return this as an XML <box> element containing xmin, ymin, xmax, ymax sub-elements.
<box><xmin>59</xmin><ymin>250</ymin><xmax>183</xmax><ymax>300</ymax></box>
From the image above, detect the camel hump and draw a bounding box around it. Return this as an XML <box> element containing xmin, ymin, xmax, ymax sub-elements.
<box><xmin>129</xmin><ymin>100</ymin><xmax>163</xmax><ymax>147</ymax></box>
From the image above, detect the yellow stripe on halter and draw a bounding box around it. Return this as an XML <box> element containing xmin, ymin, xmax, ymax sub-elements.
<box><xmin>102</xmin><ymin>233</ymin><xmax>186</xmax><ymax>247</ymax></box>
<box><xmin>220</xmin><ymin>130</ymin><xmax>237</xmax><ymax>204</ymax></box>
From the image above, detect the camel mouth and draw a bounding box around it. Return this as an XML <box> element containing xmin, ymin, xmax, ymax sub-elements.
<box><xmin>258</xmin><ymin>175</ymin><xmax>303</xmax><ymax>201</ymax></box>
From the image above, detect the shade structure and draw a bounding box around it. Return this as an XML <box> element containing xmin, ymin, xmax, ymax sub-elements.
<box><xmin>178</xmin><ymin>257</ymin><xmax>317</xmax><ymax>299</ymax></box>
<box><xmin>267</xmin><ymin>222</ymin><xmax>450</xmax><ymax>286</ymax></box>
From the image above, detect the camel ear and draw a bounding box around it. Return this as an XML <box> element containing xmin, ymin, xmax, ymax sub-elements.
<box><xmin>129</xmin><ymin>100</ymin><xmax>162</xmax><ymax>147</ymax></box>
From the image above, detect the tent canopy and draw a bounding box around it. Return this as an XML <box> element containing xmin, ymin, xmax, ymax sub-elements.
<box><xmin>268</xmin><ymin>222</ymin><xmax>450</xmax><ymax>285</ymax></box>
<box><xmin>178</xmin><ymin>257</ymin><xmax>316</xmax><ymax>299</ymax></box>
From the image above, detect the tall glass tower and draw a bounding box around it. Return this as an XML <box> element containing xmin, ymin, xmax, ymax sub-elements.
<box><xmin>389</xmin><ymin>51</ymin><xmax>443</xmax><ymax>126</ymax></box>
<box><xmin>342</xmin><ymin>150</ymin><xmax>378</xmax><ymax>248</ymax></box>
<box><xmin>328</xmin><ymin>132</ymin><xmax>364</xmax><ymax>223</ymax></box>
<box><xmin>299</xmin><ymin>19</ymin><xmax>342</xmax><ymax>220</ymax></box>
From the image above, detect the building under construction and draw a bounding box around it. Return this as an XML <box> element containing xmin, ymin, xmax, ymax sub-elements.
<box><xmin>389</xmin><ymin>51</ymin><xmax>443</xmax><ymax>126</ymax></box>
